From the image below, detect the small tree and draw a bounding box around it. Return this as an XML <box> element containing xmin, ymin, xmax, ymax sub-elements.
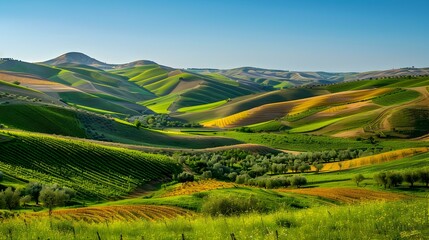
<box><xmin>20</xmin><ymin>195</ymin><xmax>32</xmax><ymax>207</ymax></box>
<box><xmin>403</xmin><ymin>171</ymin><xmax>420</xmax><ymax>187</ymax></box>
<box><xmin>177</xmin><ymin>172</ymin><xmax>194</xmax><ymax>183</ymax></box>
<box><xmin>418</xmin><ymin>169</ymin><xmax>429</xmax><ymax>187</ymax></box>
<box><xmin>313</xmin><ymin>163</ymin><xmax>323</xmax><ymax>173</ymax></box>
<box><xmin>374</xmin><ymin>172</ymin><xmax>388</xmax><ymax>189</ymax></box>
<box><xmin>25</xmin><ymin>182</ymin><xmax>43</xmax><ymax>205</ymax></box>
<box><xmin>290</xmin><ymin>175</ymin><xmax>307</xmax><ymax>188</ymax></box>
<box><xmin>352</xmin><ymin>174</ymin><xmax>365</xmax><ymax>187</ymax></box>
<box><xmin>134</xmin><ymin>119</ymin><xmax>142</xmax><ymax>129</ymax></box>
<box><xmin>386</xmin><ymin>172</ymin><xmax>403</xmax><ymax>188</ymax></box>
<box><xmin>39</xmin><ymin>185</ymin><xmax>74</xmax><ymax>216</ymax></box>
<box><xmin>0</xmin><ymin>187</ymin><xmax>21</xmax><ymax>210</ymax></box>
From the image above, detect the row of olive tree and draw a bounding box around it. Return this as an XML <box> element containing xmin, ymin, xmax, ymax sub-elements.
<box><xmin>373</xmin><ymin>168</ymin><xmax>429</xmax><ymax>189</ymax></box>
<box><xmin>0</xmin><ymin>182</ymin><xmax>75</xmax><ymax>215</ymax></box>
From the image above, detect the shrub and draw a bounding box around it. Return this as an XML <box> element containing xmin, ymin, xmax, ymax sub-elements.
<box><xmin>290</xmin><ymin>175</ymin><xmax>307</xmax><ymax>188</ymax></box>
<box><xmin>374</xmin><ymin>172</ymin><xmax>388</xmax><ymax>189</ymax></box>
<box><xmin>352</xmin><ymin>174</ymin><xmax>365</xmax><ymax>187</ymax></box>
<box><xmin>25</xmin><ymin>182</ymin><xmax>43</xmax><ymax>205</ymax></box>
<box><xmin>418</xmin><ymin>168</ymin><xmax>429</xmax><ymax>187</ymax></box>
<box><xmin>402</xmin><ymin>171</ymin><xmax>420</xmax><ymax>187</ymax></box>
<box><xmin>386</xmin><ymin>172</ymin><xmax>403</xmax><ymax>188</ymax></box>
<box><xmin>177</xmin><ymin>172</ymin><xmax>194</xmax><ymax>183</ymax></box>
<box><xmin>0</xmin><ymin>187</ymin><xmax>21</xmax><ymax>210</ymax></box>
<box><xmin>201</xmin><ymin>195</ymin><xmax>267</xmax><ymax>216</ymax></box>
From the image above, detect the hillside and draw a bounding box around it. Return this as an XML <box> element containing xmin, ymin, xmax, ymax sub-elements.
<box><xmin>0</xmin><ymin>131</ymin><xmax>180</xmax><ymax>200</ymax></box>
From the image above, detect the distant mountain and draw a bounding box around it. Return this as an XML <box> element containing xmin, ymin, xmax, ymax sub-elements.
<box><xmin>41</xmin><ymin>52</ymin><xmax>157</xmax><ymax>70</ymax></box>
<box><xmin>41</xmin><ymin>52</ymin><xmax>115</xmax><ymax>69</ymax></box>
<box><xmin>188</xmin><ymin>67</ymin><xmax>354</xmax><ymax>88</ymax></box>
<box><xmin>351</xmin><ymin>67</ymin><xmax>429</xmax><ymax>80</ymax></box>
<box><xmin>189</xmin><ymin>66</ymin><xmax>429</xmax><ymax>88</ymax></box>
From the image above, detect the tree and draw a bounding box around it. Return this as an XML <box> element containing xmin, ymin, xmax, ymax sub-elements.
<box><xmin>25</xmin><ymin>182</ymin><xmax>43</xmax><ymax>205</ymax></box>
<box><xmin>134</xmin><ymin>119</ymin><xmax>142</xmax><ymax>129</ymax></box>
<box><xmin>290</xmin><ymin>175</ymin><xmax>307</xmax><ymax>188</ymax></box>
<box><xmin>39</xmin><ymin>185</ymin><xmax>74</xmax><ymax>216</ymax></box>
<box><xmin>20</xmin><ymin>195</ymin><xmax>32</xmax><ymax>207</ymax></box>
<box><xmin>298</xmin><ymin>164</ymin><xmax>311</xmax><ymax>173</ymax></box>
<box><xmin>0</xmin><ymin>171</ymin><xmax>3</xmax><ymax>181</ymax></box>
<box><xmin>418</xmin><ymin>169</ymin><xmax>429</xmax><ymax>187</ymax></box>
<box><xmin>313</xmin><ymin>163</ymin><xmax>324</xmax><ymax>173</ymax></box>
<box><xmin>0</xmin><ymin>187</ymin><xmax>21</xmax><ymax>210</ymax></box>
<box><xmin>352</xmin><ymin>174</ymin><xmax>365</xmax><ymax>187</ymax></box>
<box><xmin>39</xmin><ymin>187</ymin><xmax>56</xmax><ymax>215</ymax></box>
<box><xmin>374</xmin><ymin>172</ymin><xmax>388</xmax><ymax>189</ymax></box>
<box><xmin>177</xmin><ymin>172</ymin><xmax>194</xmax><ymax>183</ymax></box>
<box><xmin>386</xmin><ymin>172</ymin><xmax>403</xmax><ymax>188</ymax></box>
<box><xmin>403</xmin><ymin>171</ymin><xmax>420</xmax><ymax>187</ymax></box>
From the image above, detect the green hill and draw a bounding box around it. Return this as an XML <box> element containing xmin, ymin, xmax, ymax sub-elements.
<box><xmin>0</xmin><ymin>131</ymin><xmax>180</xmax><ymax>200</ymax></box>
<box><xmin>0</xmin><ymin>104</ymin><xmax>86</xmax><ymax>137</ymax></box>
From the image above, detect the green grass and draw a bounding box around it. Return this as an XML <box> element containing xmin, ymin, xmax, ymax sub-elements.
<box><xmin>74</xmin><ymin>104</ymin><xmax>123</xmax><ymax>115</ymax></box>
<box><xmin>192</xmin><ymin>131</ymin><xmax>373</xmax><ymax>151</ymax></box>
<box><xmin>0</xmin><ymin>200</ymin><xmax>426</xmax><ymax>239</ymax></box>
<box><xmin>304</xmin><ymin>151</ymin><xmax>429</xmax><ymax>191</ymax></box>
<box><xmin>203</xmin><ymin>73</ymin><xmax>239</xmax><ymax>86</ymax></box>
<box><xmin>0</xmin><ymin>104</ymin><xmax>86</xmax><ymax>137</ymax></box>
<box><xmin>0</xmin><ymin>60</ymin><xmax>60</xmax><ymax>79</ymax></box>
<box><xmin>98</xmin><ymin>186</ymin><xmax>321</xmax><ymax>211</ymax></box>
<box><xmin>58</xmin><ymin>92</ymin><xmax>138</xmax><ymax>115</ymax></box>
<box><xmin>388</xmin><ymin>107</ymin><xmax>429</xmax><ymax>137</ymax></box>
<box><xmin>140</xmin><ymin>93</ymin><xmax>180</xmax><ymax>113</ymax></box>
<box><xmin>372</xmin><ymin>89</ymin><xmax>421</xmax><ymax>106</ymax></box>
<box><xmin>245</xmin><ymin>120</ymin><xmax>287</xmax><ymax>132</ymax></box>
<box><xmin>0</xmin><ymin>131</ymin><xmax>180</xmax><ymax>200</ymax></box>
<box><xmin>289</xmin><ymin>117</ymin><xmax>347</xmax><ymax>133</ymax></box>
<box><xmin>177</xmin><ymin>100</ymin><xmax>228</xmax><ymax>113</ymax></box>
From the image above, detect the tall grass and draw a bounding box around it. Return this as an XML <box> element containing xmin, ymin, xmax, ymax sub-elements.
<box><xmin>0</xmin><ymin>200</ymin><xmax>427</xmax><ymax>239</ymax></box>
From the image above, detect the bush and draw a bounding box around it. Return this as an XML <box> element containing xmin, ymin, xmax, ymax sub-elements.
<box><xmin>402</xmin><ymin>171</ymin><xmax>420</xmax><ymax>187</ymax></box>
<box><xmin>0</xmin><ymin>187</ymin><xmax>21</xmax><ymax>210</ymax></box>
<box><xmin>352</xmin><ymin>174</ymin><xmax>365</xmax><ymax>186</ymax></box>
<box><xmin>201</xmin><ymin>195</ymin><xmax>267</xmax><ymax>216</ymax></box>
<box><xmin>290</xmin><ymin>175</ymin><xmax>307</xmax><ymax>188</ymax></box>
<box><xmin>177</xmin><ymin>172</ymin><xmax>194</xmax><ymax>183</ymax></box>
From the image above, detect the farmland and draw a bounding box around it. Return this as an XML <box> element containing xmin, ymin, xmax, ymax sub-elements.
<box><xmin>1</xmin><ymin>52</ymin><xmax>429</xmax><ymax>239</ymax></box>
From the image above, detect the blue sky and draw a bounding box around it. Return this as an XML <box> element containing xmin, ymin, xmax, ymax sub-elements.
<box><xmin>0</xmin><ymin>0</ymin><xmax>428</xmax><ymax>72</ymax></box>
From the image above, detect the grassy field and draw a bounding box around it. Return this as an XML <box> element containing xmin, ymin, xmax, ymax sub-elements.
<box><xmin>0</xmin><ymin>104</ymin><xmax>86</xmax><ymax>137</ymax></box>
<box><xmin>177</xmin><ymin>99</ymin><xmax>228</xmax><ymax>113</ymax></box>
<box><xmin>0</xmin><ymin>200</ymin><xmax>427</xmax><ymax>239</ymax></box>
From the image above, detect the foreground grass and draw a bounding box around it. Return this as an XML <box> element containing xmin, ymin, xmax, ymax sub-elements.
<box><xmin>1</xmin><ymin>200</ymin><xmax>427</xmax><ymax>239</ymax></box>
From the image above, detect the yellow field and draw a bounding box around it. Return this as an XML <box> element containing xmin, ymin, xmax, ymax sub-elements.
<box><xmin>279</xmin><ymin>188</ymin><xmax>408</xmax><ymax>203</ymax></box>
<box><xmin>24</xmin><ymin>205</ymin><xmax>192</xmax><ymax>223</ymax></box>
<box><xmin>203</xmin><ymin>89</ymin><xmax>391</xmax><ymax>128</ymax></box>
<box><xmin>162</xmin><ymin>179</ymin><xmax>236</xmax><ymax>197</ymax></box>
<box><xmin>203</xmin><ymin>110</ymin><xmax>250</xmax><ymax>128</ymax></box>
<box><xmin>314</xmin><ymin>147</ymin><xmax>429</xmax><ymax>172</ymax></box>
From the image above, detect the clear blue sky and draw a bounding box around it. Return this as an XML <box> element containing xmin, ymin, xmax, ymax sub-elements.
<box><xmin>1</xmin><ymin>0</ymin><xmax>428</xmax><ymax>72</ymax></box>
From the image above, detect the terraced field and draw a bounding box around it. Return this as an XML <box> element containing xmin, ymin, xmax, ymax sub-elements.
<box><xmin>316</xmin><ymin>148</ymin><xmax>429</xmax><ymax>172</ymax></box>
<box><xmin>279</xmin><ymin>188</ymin><xmax>408</xmax><ymax>203</ymax></box>
<box><xmin>203</xmin><ymin>88</ymin><xmax>391</xmax><ymax>128</ymax></box>
<box><xmin>26</xmin><ymin>205</ymin><xmax>192</xmax><ymax>223</ymax></box>
<box><xmin>161</xmin><ymin>180</ymin><xmax>236</xmax><ymax>197</ymax></box>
